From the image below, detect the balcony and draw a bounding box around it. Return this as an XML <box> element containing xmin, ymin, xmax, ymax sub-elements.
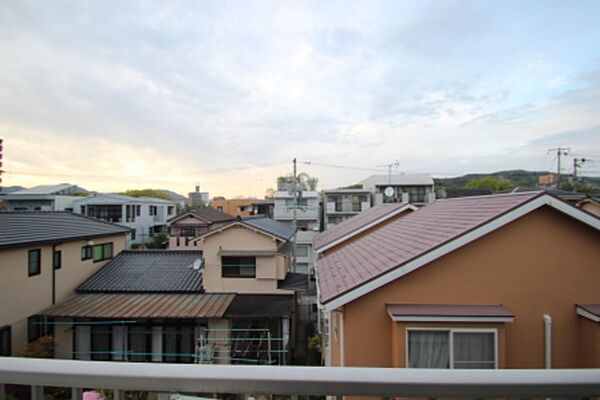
<box><xmin>326</xmin><ymin>201</ymin><xmax>370</xmax><ymax>214</ymax></box>
<box><xmin>1</xmin><ymin>357</ymin><xmax>599</xmax><ymax>399</ymax></box>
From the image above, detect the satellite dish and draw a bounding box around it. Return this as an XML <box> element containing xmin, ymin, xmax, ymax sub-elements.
<box><xmin>384</xmin><ymin>186</ymin><xmax>395</xmax><ymax>198</ymax></box>
<box><xmin>192</xmin><ymin>259</ymin><xmax>202</xmax><ymax>271</ymax></box>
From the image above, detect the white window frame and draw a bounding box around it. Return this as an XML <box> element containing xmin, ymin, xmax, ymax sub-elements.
<box><xmin>405</xmin><ymin>327</ymin><xmax>498</xmax><ymax>369</ymax></box>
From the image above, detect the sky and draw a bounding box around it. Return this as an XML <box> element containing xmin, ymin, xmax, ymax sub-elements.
<box><xmin>1</xmin><ymin>0</ymin><xmax>599</xmax><ymax>198</ymax></box>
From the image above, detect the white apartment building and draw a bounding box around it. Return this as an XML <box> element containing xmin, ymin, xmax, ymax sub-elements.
<box><xmin>3</xmin><ymin>183</ymin><xmax>87</xmax><ymax>212</ymax></box>
<box><xmin>322</xmin><ymin>188</ymin><xmax>372</xmax><ymax>229</ymax></box>
<box><xmin>360</xmin><ymin>173</ymin><xmax>435</xmax><ymax>206</ymax></box>
<box><xmin>272</xmin><ymin>190</ymin><xmax>319</xmax><ymax>274</ymax></box>
<box><xmin>74</xmin><ymin>194</ymin><xmax>177</xmax><ymax>246</ymax></box>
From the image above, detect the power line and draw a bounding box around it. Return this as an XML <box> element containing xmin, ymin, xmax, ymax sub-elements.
<box><xmin>300</xmin><ymin>160</ymin><xmax>385</xmax><ymax>172</ymax></box>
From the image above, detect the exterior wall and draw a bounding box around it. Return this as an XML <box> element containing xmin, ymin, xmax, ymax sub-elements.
<box><xmin>578</xmin><ymin>318</ymin><xmax>600</xmax><ymax>367</ymax></box>
<box><xmin>334</xmin><ymin>206</ymin><xmax>600</xmax><ymax>368</ymax></box>
<box><xmin>0</xmin><ymin>234</ymin><xmax>126</xmax><ymax>355</ymax></box>
<box><xmin>323</xmin><ymin>191</ymin><xmax>372</xmax><ymax>230</ymax></box>
<box><xmin>201</xmin><ymin>225</ymin><xmax>291</xmax><ymax>293</ymax></box>
<box><xmin>210</xmin><ymin>199</ymin><xmax>257</xmax><ymax>217</ymax></box>
<box><xmin>273</xmin><ymin>191</ymin><xmax>320</xmax><ymax>222</ymax></box>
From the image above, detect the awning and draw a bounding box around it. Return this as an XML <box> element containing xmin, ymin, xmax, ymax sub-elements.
<box><xmin>577</xmin><ymin>304</ymin><xmax>600</xmax><ymax>322</ymax></box>
<box><xmin>218</xmin><ymin>249</ymin><xmax>278</xmax><ymax>257</ymax></box>
<box><xmin>224</xmin><ymin>295</ymin><xmax>294</xmax><ymax>319</ymax></box>
<box><xmin>40</xmin><ymin>293</ymin><xmax>235</xmax><ymax>319</ymax></box>
<box><xmin>386</xmin><ymin>304</ymin><xmax>514</xmax><ymax>323</ymax></box>
<box><xmin>278</xmin><ymin>272</ymin><xmax>308</xmax><ymax>291</ymax></box>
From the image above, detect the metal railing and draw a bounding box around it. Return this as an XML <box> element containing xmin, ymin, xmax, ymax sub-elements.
<box><xmin>1</xmin><ymin>357</ymin><xmax>600</xmax><ymax>399</ymax></box>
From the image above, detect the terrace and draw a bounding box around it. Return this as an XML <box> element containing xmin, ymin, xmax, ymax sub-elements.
<box><xmin>1</xmin><ymin>357</ymin><xmax>599</xmax><ymax>400</ymax></box>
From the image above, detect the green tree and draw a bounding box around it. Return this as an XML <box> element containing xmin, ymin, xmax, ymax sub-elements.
<box><xmin>465</xmin><ymin>176</ymin><xmax>514</xmax><ymax>192</ymax></box>
<box><xmin>146</xmin><ymin>233</ymin><xmax>168</xmax><ymax>249</ymax></box>
<box><xmin>120</xmin><ymin>189</ymin><xmax>172</xmax><ymax>201</ymax></box>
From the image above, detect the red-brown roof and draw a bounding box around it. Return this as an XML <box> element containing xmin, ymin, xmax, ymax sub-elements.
<box><xmin>314</xmin><ymin>203</ymin><xmax>415</xmax><ymax>251</ymax></box>
<box><xmin>317</xmin><ymin>191</ymin><xmax>545</xmax><ymax>305</ymax></box>
<box><xmin>386</xmin><ymin>304</ymin><xmax>514</xmax><ymax>319</ymax></box>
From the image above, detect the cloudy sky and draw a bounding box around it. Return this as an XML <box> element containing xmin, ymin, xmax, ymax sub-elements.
<box><xmin>1</xmin><ymin>0</ymin><xmax>599</xmax><ymax>197</ymax></box>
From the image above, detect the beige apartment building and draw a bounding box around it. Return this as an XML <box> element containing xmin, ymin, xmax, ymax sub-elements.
<box><xmin>317</xmin><ymin>192</ymin><xmax>600</xmax><ymax>369</ymax></box>
<box><xmin>0</xmin><ymin>212</ymin><xmax>130</xmax><ymax>356</ymax></box>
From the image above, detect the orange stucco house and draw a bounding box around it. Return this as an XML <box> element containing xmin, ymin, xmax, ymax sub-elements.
<box><xmin>316</xmin><ymin>191</ymin><xmax>600</xmax><ymax>369</ymax></box>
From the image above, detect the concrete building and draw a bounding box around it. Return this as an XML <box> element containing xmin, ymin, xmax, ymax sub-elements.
<box><xmin>188</xmin><ymin>185</ymin><xmax>210</xmax><ymax>207</ymax></box>
<box><xmin>322</xmin><ymin>188</ymin><xmax>372</xmax><ymax>229</ymax></box>
<box><xmin>40</xmin><ymin>217</ymin><xmax>301</xmax><ymax>365</ymax></box>
<box><xmin>0</xmin><ymin>212</ymin><xmax>129</xmax><ymax>356</ymax></box>
<box><xmin>317</xmin><ymin>191</ymin><xmax>600</xmax><ymax>369</ymax></box>
<box><xmin>210</xmin><ymin>198</ymin><xmax>261</xmax><ymax>218</ymax></box>
<box><xmin>272</xmin><ymin>190</ymin><xmax>319</xmax><ymax>274</ymax></box>
<box><xmin>3</xmin><ymin>183</ymin><xmax>87</xmax><ymax>212</ymax></box>
<box><xmin>73</xmin><ymin>194</ymin><xmax>177</xmax><ymax>246</ymax></box>
<box><xmin>360</xmin><ymin>174</ymin><xmax>435</xmax><ymax>206</ymax></box>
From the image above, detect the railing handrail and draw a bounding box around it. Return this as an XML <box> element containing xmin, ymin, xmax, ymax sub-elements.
<box><xmin>1</xmin><ymin>358</ymin><xmax>600</xmax><ymax>397</ymax></box>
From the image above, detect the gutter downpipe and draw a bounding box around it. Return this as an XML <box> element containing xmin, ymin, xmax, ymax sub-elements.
<box><xmin>543</xmin><ymin>315</ymin><xmax>552</xmax><ymax>369</ymax></box>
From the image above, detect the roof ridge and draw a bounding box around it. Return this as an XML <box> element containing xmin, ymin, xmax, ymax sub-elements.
<box><xmin>435</xmin><ymin>190</ymin><xmax>545</xmax><ymax>202</ymax></box>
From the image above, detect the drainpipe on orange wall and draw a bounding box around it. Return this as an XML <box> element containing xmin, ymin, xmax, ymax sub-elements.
<box><xmin>543</xmin><ymin>314</ymin><xmax>552</xmax><ymax>369</ymax></box>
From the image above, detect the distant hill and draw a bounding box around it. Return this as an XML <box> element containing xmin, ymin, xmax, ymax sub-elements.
<box><xmin>434</xmin><ymin>170</ymin><xmax>600</xmax><ymax>190</ymax></box>
<box><xmin>158</xmin><ymin>189</ymin><xmax>187</xmax><ymax>203</ymax></box>
<box><xmin>0</xmin><ymin>186</ymin><xmax>25</xmax><ymax>195</ymax></box>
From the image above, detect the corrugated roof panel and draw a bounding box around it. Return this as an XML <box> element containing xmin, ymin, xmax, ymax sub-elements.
<box><xmin>41</xmin><ymin>293</ymin><xmax>235</xmax><ymax>319</ymax></box>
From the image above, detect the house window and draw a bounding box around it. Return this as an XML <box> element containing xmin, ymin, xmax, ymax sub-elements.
<box><xmin>136</xmin><ymin>205</ymin><xmax>141</xmax><ymax>216</ymax></box>
<box><xmin>167</xmin><ymin>206</ymin><xmax>174</xmax><ymax>215</ymax></box>
<box><xmin>149</xmin><ymin>206</ymin><xmax>157</xmax><ymax>216</ymax></box>
<box><xmin>163</xmin><ymin>326</ymin><xmax>195</xmax><ymax>363</ymax></box>
<box><xmin>0</xmin><ymin>325</ymin><xmax>11</xmax><ymax>356</ymax></box>
<box><xmin>131</xmin><ymin>229</ymin><xmax>136</xmax><ymax>241</ymax></box>
<box><xmin>296</xmin><ymin>245</ymin><xmax>309</xmax><ymax>257</ymax></box>
<box><xmin>91</xmin><ymin>325</ymin><xmax>112</xmax><ymax>361</ymax></box>
<box><xmin>180</xmin><ymin>227</ymin><xmax>196</xmax><ymax>237</ymax></box>
<box><xmin>217</xmin><ymin>206</ymin><xmax>223</xmax><ymax>212</ymax></box>
<box><xmin>125</xmin><ymin>204</ymin><xmax>136</xmax><ymax>222</ymax></box>
<box><xmin>53</xmin><ymin>250</ymin><xmax>62</xmax><ymax>270</ymax></box>
<box><xmin>93</xmin><ymin>243</ymin><xmax>113</xmax><ymax>262</ymax></box>
<box><xmin>28</xmin><ymin>249</ymin><xmax>41</xmax><ymax>276</ymax></box>
<box><xmin>28</xmin><ymin>316</ymin><xmax>54</xmax><ymax>342</ymax></box>
<box><xmin>221</xmin><ymin>256</ymin><xmax>256</xmax><ymax>278</ymax></box>
<box><xmin>407</xmin><ymin>329</ymin><xmax>496</xmax><ymax>369</ymax></box>
<box><xmin>81</xmin><ymin>245</ymin><xmax>92</xmax><ymax>261</ymax></box>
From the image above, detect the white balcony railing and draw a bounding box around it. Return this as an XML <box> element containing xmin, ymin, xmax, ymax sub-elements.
<box><xmin>1</xmin><ymin>357</ymin><xmax>600</xmax><ymax>399</ymax></box>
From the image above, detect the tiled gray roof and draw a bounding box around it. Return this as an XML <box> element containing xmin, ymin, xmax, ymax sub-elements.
<box><xmin>168</xmin><ymin>209</ymin><xmax>234</xmax><ymax>224</ymax></box>
<box><xmin>78</xmin><ymin>250</ymin><xmax>204</xmax><ymax>293</ymax></box>
<box><xmin>241</xmin><ymin>216</ymin><xmax>296</xmax><ymax>241</ymax></box>
<box><xmin>0</xmin><ymin>212</ymin><xmax>131</xmax><ymax>249</ymax></box>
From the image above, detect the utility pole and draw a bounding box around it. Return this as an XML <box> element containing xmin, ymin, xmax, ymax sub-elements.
<box><xmin>573</xmin><ymin>157</ymin><xmax>586</xmax><ymax>180</ymax></box>
<box><xmin>291</xmin><ymin>158</ymin><xmax>297</xmax><ymax>272</ymax></box>
<box><xmin>547</xmin><ymin>148</ymin><xmax>570</xmax><ymax>189</ymax></box>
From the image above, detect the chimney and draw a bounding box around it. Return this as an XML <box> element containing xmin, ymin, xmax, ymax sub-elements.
<box><xmin>195</xmin><ymin>185</ymin><xmax>200</xmax><ymax>192</ymax></box>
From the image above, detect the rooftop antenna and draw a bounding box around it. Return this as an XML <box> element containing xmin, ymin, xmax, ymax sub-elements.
<box><xmin>376</xmin><ymin>160</ymin><xmax>400</xmax><ymax>185</ymax></box>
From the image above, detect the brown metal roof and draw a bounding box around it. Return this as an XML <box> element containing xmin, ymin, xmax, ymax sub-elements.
<box><xmin>387</xmin><ymin>304</ymin><xmax>514</xmax><ymax>318</ymax></box>
<box><xmin>314</xmin><ymin>203</ymin><xmax>414</xmax><ymax>251</ymax></box>
<box><xmin>317</xmin><ymin>191</ymin><xmax>545</xmax><ymax>304</ymax></box>
<box><xmin>577</xmin><ymin>304</ymin><xmax>600</xmax><ymax>318</ymax></box>
<box><xmin>40</xmin><ymin>293</ymin><xmax>235</xmax><ymax>319</ymax></box>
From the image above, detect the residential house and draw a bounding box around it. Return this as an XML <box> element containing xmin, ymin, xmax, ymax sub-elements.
<box><xmin>273</xmin><ymin>190</ymin><xmax>320</xmax><ymax>274</ymax></box>
<box><xmin>210</xmin><ymin>197</ymin><xmax>262</xmax><ymax>218</ymax></box>
<box><xmin>74</xmin><ymin>194</ymin><xmax>177</xmax><ymax>246</ymax></box>
<box><xmin>167</xmin><ymin>209</ymin><xmax>235</xmax><ymax>250</ymax></box>
<box><xmin>40</xmin><ymin>217</ymin><xmax>299</xmax><ymax>365</ymax></box>
<box><xmin>317</xmin><ymin>192</ymin><xmax>600</xmax><ymax>369</ymax></box>
<box><xmin>3</xmin><ymin>183</ymin><xmax>87</xmax><ymax>212</ymax></box>
<box><xmin>360</xmin><ymin>174</ymin><xmax>435</xmax><ymax>206</ymax></box>
<box><xmin>322</xmin><ymin>188</ymin><xmax>372</xmax><ymax>229</ymax></box>
<box><xmin>0</xmin><ymin>212</ymin><xmax>129</xmax><ymax>356</ymax></box>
